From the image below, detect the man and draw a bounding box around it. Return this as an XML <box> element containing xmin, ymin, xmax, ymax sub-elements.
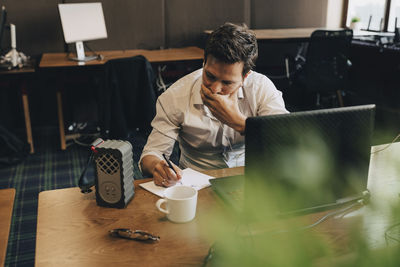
<box><xmin>140</xmin><ymin>23</ymin><xmax>288</xmax><ymax>187</ymax></box>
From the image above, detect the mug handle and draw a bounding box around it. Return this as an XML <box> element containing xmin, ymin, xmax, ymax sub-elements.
<box><xmin>156</xmin><ymin>199</ymin><xmax>169</xmax><ymax>214</ymax></box>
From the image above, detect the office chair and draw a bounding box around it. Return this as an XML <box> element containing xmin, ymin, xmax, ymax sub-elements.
<box><xmin>102</xmin><ymin>55</ymin><xmax>157</xmax><ymax>139</ymax></box>
<box><xmin>302</xmin><ymin>29</ymin><xmax>353</xmax><ymax>108</ymax></box>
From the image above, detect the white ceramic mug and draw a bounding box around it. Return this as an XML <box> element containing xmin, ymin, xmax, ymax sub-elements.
<box><xmin>156</xmin><ymin>186</ymin><xmax>198</xmax><ymax>223</ymax></box>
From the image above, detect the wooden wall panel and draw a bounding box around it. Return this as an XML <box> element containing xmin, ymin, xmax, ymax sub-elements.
<box><xmin>164</xmin><ymin>0</ymin><xmax>250</xmax><ymax>48</ymax></box>
<box><xmin>66</xmin><ymin>0</ymin><xmax>165</xmax><ymax>50</ymax></box>
<box><xmin>1</xmin><ymin>0</ymin><xmax>165</xmax><ymax>56</ymax></box>
<box><xmin>0</xmin><ymin>0</ymin><xmax>336</xmax><ymax>56</ymax></box>
<box><xmin>1</xmin><ymin>0</ymin><xmax>64</xmax><ymax>56</ymax></box>
<box><xmin>251</xmin><ymin>0</ymin><xmax>328</xmax><ymax>29</ymax></box>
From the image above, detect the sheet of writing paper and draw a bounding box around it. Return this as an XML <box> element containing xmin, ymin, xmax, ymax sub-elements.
<box><xmin>139</xmin><ymin>168</ymin><xmax>214</xmax><ymax>197</ymax></box>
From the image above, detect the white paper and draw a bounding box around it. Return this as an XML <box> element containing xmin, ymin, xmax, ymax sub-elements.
<box><xmin>367</xmin><ymin>141</ymin><xmax>400</xmax><ymax>201</ymax></box>
<box><xmin>139</xmin><ymin>168</ymin><xmax>213</xmax><ymax>197</ymax></box>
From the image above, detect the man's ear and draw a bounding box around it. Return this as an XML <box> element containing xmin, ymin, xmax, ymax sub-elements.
<box><xmin>202</xmin><ymin>56</ymin><xmax>207</xmax><ymax>67</ymax></box>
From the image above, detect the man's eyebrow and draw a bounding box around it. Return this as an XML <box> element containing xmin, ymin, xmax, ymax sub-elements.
<box><xmin>205</xmin><ymin>69</ymin><xmax>240</xmax><ymax>84</ymax></box>
<box><xmin>205</xmin><ymin>70</ymin><xmax>215</xmax><ymax>78</ymax></box>
<box><xmin>222</xmin><ymin>80</ymin><xmax>234</xmax><ymax>84</ymax></box>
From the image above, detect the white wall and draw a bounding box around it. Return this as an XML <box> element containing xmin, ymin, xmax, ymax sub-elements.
<box><xmin>326</xmin><ymin>0</ymin><xmax>345</xmax><ymax>28</ymax></box>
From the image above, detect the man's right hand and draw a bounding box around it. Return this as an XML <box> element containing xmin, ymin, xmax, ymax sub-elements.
<box><xmin>141</xmin><ymin>155</ymin><xmax>182</xmax><ymax>187</ymax></box>
<box><xmin>153</xmin><ymin>159</ymin><xmax>182</xmax><ymax>187</ymax></box>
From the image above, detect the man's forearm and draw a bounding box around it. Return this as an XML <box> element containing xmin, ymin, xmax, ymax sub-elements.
<box><xmin>140</xmin><ymin>155</ymin><xmax>162</xmax><ymax>177</ymax></box>
<box><xmin>230</xmin><ymin>113</ymin><xmax>246</xmax><ymax>134</ymax></box>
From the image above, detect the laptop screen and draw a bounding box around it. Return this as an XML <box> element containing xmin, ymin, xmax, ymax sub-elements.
<box><xmin>244</xmin><ymin>105</ymin><xmax>375</xmax><ymax>216</ymax></box>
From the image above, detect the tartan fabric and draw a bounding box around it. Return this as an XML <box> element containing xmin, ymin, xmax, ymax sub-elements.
<box><xmin>0</xmin><ymin>128</ymin><xmax>147</xmax><ymax>267</ymax></box>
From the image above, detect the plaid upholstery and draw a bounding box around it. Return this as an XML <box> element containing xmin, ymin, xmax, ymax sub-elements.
<box><xmin>0</xmin><ymin>128</ymin><xmax>147</xmax><ymax>267</ymax></box>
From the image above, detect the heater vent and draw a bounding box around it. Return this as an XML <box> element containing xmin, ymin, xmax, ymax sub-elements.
<box><xmin>96</xmin><ymin>153</ymin><xmax>119</xmax><ymax>175</ymax></box>
<box><xmin>94</xmin><ymin>139</ymin><xmax>134</xmax><ymax>208</ymax></box>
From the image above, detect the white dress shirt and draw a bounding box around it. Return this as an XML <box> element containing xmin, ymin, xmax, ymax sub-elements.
<box><xmin>139</xmin><ymin>69</ymin><xmax>288</xmax><ymax>172</ymax></box>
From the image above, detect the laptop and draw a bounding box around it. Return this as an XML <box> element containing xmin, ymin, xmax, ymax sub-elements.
<box><xmin>210</xmin><ymin>175</ymin><xmax>245</xmax><ymax>213</ymax></box>
<box><xmin>211</xmin><ymin>105</ymin><xmax>375</xmax><ymax>218</ymax></box>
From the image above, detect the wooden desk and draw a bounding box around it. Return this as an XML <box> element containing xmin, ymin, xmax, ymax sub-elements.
<box><xmin>35</xmin><ymin>160</ymin><xmax>400</xmax><ymax>266</ymax></box>
<box><xmin>39</xmin><ymin>47</ymin><xmax>204</xmax><ymax>150</ymax></box>
<box><xmin>39</xmin><ymin>46</ymin><xmax>204</xmax><ymax>68</ymax></box>
<box><xmin>35</xmin><ymin>167</ymin><xmax>242</xmax><ymax>266</ymax></box>
<box><xmin>251</xmin><ymin>28</ymin><xmax>318</xmax><ymax>41</ymax></box>
<box><xmin>204</xmin><ymin>27</ymin><xmax>318</xmax><ymax>42</ymax></box>
<box><xmin>204</xmin><ymin>28</ymin><xmax>389</xmax><ymax>42</ymax></box>
<box><xmin>36</xmin><ymin>139</ymin><xmax>400</xmax><ymax>266</ymax></box>
<box><xmin>0</xmin><ymin>188</ymin><xmax>16</xmax><ymax>266</ymax></box>
<box><xmin>0</xmin><ymin>67</ymin><xmax>35</xmax><ymax>153</ymax></box>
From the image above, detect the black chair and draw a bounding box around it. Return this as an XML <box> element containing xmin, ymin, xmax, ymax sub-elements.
<box><xmin>302</xmin><ymin>29</ymin><xmax>353</xmax><ymax>108</ymax></box>
<box><xmin>102</xmin><ymin>55</ymin><xmax>157</xmax><ymax>139</ymax></box>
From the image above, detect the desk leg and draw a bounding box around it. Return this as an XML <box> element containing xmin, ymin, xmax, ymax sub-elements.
<box><xmin>56</xmin><ymin>91</ymin><xmax>67</xmax><ymax>150</ymax></box>
<box><xmin>336</xmin><ymin>90</ymin><xmax>344</xmax><ymax>107</ymax></box>
<box><xmin>21</xmin><ymin>83</ymin><xmax>34</xmax><ymax>154</ymax></box>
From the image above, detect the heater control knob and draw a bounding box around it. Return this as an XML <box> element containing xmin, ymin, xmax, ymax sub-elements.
<box><xmin>99</xmin><ymin>182</ymin><xmax>121</xmax><ymax>204</ymax></box>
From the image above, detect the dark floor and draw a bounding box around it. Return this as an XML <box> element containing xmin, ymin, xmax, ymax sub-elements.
<box><xmin>0</xmin><ymin>127</ymin><xmax>149</xmax><ymax>267</ymax></box>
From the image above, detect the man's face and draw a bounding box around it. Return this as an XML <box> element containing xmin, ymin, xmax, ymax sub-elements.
<box><xmin>202</xmin><ymin>55</ymin><xmax>245</xmax><ymax>95</ymax></box>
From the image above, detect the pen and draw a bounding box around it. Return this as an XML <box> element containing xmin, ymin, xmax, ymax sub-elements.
<box><xmin>162</xmin><ymin>153</ymin><xmax>177</xmax><ymax>175</ymax></box>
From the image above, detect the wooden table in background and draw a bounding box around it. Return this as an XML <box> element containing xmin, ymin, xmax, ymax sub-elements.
<box><xmin>204</xmin><ymin>28</ymin><xmax>389</xmax><ymax>42</ymax></box>
<box><xmin>39</xmin><ymin>46</ymin><xmax>204</xmax><ymax>68</ymax></box>
<box><xmin>0</xmin><ymin>188</ymin><xmax>16</xmax><ymax>266</ymax></box>
<box><xmin>204</xmin><ymin>27</ymin><xmax>319</xmax><ymax>42</ymax></box>
<box><xmin>248</xmin><ymin>28</ymin><xmax>318</xmax><ymax>41</ymax></box>
<box><xmin>39</xmin><ymin>46</ymin><xmax>204</xmax><ymax>150</ymax></box>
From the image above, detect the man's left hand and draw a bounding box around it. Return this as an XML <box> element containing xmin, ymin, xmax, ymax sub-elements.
<box><xmin>200</xmin><ymin>84</ymin><xmax>246</xmax><ymax>134</ymax></box>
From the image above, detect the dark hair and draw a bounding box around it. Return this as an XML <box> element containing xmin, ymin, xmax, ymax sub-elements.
<box><xmin>204</xmin><ymin>22</ymin><xmax>258</xmax><ymax>76</ymax></box>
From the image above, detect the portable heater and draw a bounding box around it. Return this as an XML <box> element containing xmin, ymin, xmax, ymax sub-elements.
<box><xmin>93</xmin><ymin>139</ymin><xmax>135</xmax><ymax>208</ymax></box>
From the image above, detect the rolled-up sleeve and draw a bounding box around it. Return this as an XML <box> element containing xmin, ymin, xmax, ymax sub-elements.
<box><xmin>139</xmin><ymin>95</ymin><xmax>181</xmax><ymax>170</ymax></box>
<box><xmin>256</xmin><ymin>76</ymin><xmax>289</xmax><ymax>116</ymax></box>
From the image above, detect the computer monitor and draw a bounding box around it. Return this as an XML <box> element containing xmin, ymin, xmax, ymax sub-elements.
<box><xmin>0</xmin><ymin>5</ymin><xmax>7</xmax><ymax>54</ymax></box>
<box><xmin>244</xmin><ymin>105</ymin><xmax>375</xmax><ymax>217</ymax></box>
<box><xmin>58</xmin><ymin>2</ymin><xmax>107</xmax><ymax>62</ymax></box>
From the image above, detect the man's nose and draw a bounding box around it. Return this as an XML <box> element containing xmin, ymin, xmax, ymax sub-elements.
<box><xmin>209</xmin><ymin>82</ymin><xmax>222</xmax><ymax>94</ymax></box>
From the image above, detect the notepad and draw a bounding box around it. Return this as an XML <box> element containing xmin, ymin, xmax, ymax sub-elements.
<box><xmin>139</xmin><ymin>168</ymin><xmax>214</xmax><ymax>197</ymax></box>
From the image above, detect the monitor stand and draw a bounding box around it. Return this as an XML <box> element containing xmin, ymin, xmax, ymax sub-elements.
<box><xmin>70</xmin><ymin>41</ymin><xmax>98</xmax><ymax>62</ymax></box>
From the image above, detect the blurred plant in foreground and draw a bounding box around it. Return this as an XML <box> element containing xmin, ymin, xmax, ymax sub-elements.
<box><xmin>200</xmin><ymin>133</ymin><xmax>400</xmax><ymax>266</ymax></box>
